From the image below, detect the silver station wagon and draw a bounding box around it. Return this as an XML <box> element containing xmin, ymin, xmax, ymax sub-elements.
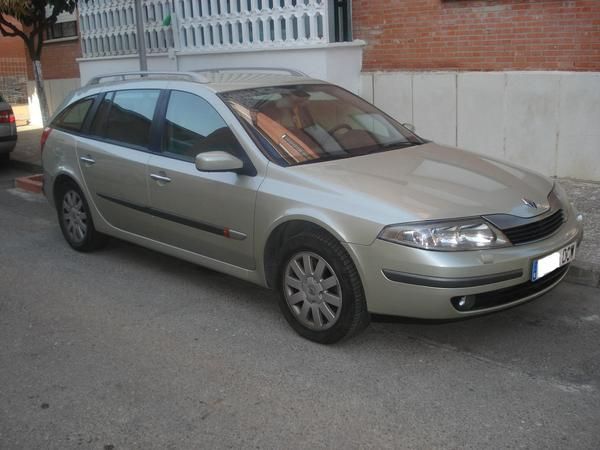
<box><xmin>42</xmin><ymin>69</ymin><xmax>584</xmax><ymax>343</ymax></box>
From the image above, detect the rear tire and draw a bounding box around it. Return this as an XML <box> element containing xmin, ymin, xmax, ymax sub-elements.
<box><xmin>56</xmin><ymin>181</ymin><xmax>107</xmax><ymax>252</ymax></box>
<box><xmin>277</xmin><ymin>229</ymin><xmax>370</xmax><ymax>344</ymax></box>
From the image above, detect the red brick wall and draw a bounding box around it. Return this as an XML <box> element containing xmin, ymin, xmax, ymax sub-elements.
<box><xmin>0</xmin><ymin>17</ymin><xmax>28</xmax><ymax>102</ymax></box>
<box><xmin>0</xmin><ymin>19</ymin><xmax>27</xmax><ymax>60</ymax></box>
<box><xmin>353</xmin><ymin>0</ymin><xmax>600</xmax><ymax>71</ymax></box>
<box><xmin>0</xmin><ymin>16</ymin><xmax>27</xmax><ymax>75</ymax></box>
<box><xmin>31</xmin><ymin>39</ymin><xmax>82</xmax><ymax>80</ymax></box>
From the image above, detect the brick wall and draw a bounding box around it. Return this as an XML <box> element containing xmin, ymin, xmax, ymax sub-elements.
<box><xmin>353</xmin><ymin>0</ymin><xmax>600</xmax><ymax>71</ymax></box>
<box><xmin>0</xmin><ymin>19</ymin><xmax>28</xmax><ymax>103</ymax></box>
<box><xmin>0</xmin><ymin>58</ymin><xmax>28</xmax><ymax>103</ymax></box>
<box><xmin>0</xmin><ymin>16</ymin><xmax>27</xmax><ymax>59</ymax></box>
<box><xmin>27</xmin><ymin>39</ymin><xmax>81</xmax><ymax>80</ymax></box>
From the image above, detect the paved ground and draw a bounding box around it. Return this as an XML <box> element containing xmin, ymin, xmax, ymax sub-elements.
<box><xmin>12</xmin><ymin>105</ymin><xmax>30</xmax><ymax>127</ymax></box>
<box><xmin>10</xmin><ymin>125</ymin><xmax>43</xmax><ymax>169</ymax></box>
<box><xmin>1</xmin><ymin>170</ymin><xmax>599</xmax><ymax>448</ymax></box>
<box><xmin>560</xmin><ymin>178</ymin><xmax>600</xmax><ymax>268</ymax></box>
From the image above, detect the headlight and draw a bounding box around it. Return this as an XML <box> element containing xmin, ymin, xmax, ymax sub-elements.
<box><xmin>378</xmin><ymin>219</ymin><xmax>510</xmax><ymax>251</ymax></box>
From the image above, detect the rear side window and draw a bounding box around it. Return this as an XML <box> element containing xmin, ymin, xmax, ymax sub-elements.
<box><xmin>164</xmin><ymin>90</ymin><xmax>243</xmax><ymax>162</ymax></box>
<box><xmin>53</xmin><ymin>97</ymin><xmax>95</xmax><ymax>132</ymax></box>
<box><xmin>89</xmin><ymin>89</ymin><xmax>160</xmax><ymax>149</ymax></box>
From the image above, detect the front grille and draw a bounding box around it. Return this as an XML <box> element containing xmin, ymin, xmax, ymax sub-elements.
<box><xmin>501</xmin><ymin>209</ymin><xmax>565</xmax><ymax>245</ymax></box>
<box><xmin>451</xmin><ymin>264</ymin><xmax>569</xmax><ymax>312</ymax></box>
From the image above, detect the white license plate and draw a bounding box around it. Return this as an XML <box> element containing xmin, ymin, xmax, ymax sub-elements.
<box><xmin>531</xmin><ymin>243</ymin><xmax>576</xmax><ymax>282</ymax></box>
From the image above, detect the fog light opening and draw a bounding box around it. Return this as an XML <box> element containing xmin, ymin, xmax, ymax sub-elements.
<box><xmin>451</xmin><ymin>295</ymin><xmax>476</xmax><ymax>311</ymax></box>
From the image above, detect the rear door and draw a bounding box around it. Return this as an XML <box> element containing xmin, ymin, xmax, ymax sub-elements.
<box><xmin>76</xmin><ymin>89</ymin><xmax>161</xmax><ymax>236</ymax></box>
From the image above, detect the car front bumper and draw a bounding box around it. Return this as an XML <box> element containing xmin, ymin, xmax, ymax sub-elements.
<box><xmin>345</xmin><ymin>208</ymin><xmax>584</xmax><ymax>319</ymax></box>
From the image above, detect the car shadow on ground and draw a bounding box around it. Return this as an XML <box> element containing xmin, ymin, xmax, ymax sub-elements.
<box><xmin>99</xmin><ymin>235</ymin><xmax>594</xmax><ymax>355</ymax></box>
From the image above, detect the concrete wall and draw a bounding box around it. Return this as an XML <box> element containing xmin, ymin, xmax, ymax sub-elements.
<box><xmin>77</xmin><ymin>42</ymin><xmax>365</xmax><ymax>93</ymax></box>
<box><xmin>26</xmin><ymin>78</ymin><xmax>81</xmax><ymax>126</ymax></box>
<box><xmin>360</xmin><ymin>71</ymin><xmax>600</xmax><ymax>182</ymax></box>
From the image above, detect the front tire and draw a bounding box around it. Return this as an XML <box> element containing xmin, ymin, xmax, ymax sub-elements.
<box><xmin>57</xmin><ymin>181</ymin><xmax>107</xmax><ymax>252</ymax></box>
<box><xmin>277</xmin><ymin>229</ymin><xmax>369</xmax><ymax>344</ymax></box>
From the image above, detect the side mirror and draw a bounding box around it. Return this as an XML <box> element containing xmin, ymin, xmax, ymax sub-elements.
<box><xmin>402</xmin><ymin>123</ymin><xmax>416</xmax><ymax>133</ymax></box>
<box><xmin>195</xmin><ymin>151</ymin><xmax>244</xmax><ymax>173</ymax></box>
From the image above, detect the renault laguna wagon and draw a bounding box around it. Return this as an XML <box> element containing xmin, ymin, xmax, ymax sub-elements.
<box><xmin>42</xmin><ymin>69</ymin><xmax>583</xmax><ymax>343</ymax></box>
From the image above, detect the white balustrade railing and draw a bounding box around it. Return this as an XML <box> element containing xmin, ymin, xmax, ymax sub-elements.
<box><xmin>79</xmin><ymin>0</ymin><xmax>331</xmax><ymax>58</ymax></box>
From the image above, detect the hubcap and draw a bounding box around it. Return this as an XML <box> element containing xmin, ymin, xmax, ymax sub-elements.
<box><xmin>283</xmin><ymin>252</ymin><xmax>342</xmax><ymax>330</ymax></box>
<box><xmin>62</xmin><ymin>190</ymin><xmax>88</xmax><ymax>243</ymax></box>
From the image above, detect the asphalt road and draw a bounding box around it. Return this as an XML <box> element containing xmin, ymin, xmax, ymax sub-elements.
<box><xmin>1</xmin><ymin>180</ymin><xmax>599</xmax><ymax>449</ymax></box>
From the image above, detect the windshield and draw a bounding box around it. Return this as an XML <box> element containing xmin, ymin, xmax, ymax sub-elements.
<box><xmin>220</xmin><ymin>84</ymin><xmax>423</xmax><ymax>166</ymax></box>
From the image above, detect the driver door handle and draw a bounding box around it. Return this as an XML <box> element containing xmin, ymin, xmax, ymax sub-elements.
<box><xmin>79</xmin><ymin>156</ymin><xmax>95</xmax><ymax>165</ymax></box>
<box><xmin>150</xmin><ymin>173</ymin><xmax>172</xmax><ymax>183</ymax></box>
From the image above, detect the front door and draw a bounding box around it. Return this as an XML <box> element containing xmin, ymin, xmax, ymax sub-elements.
<box><xmin>145</xmin><ymin>90</ymin><xmax>262</xmax><ymax>269</ymax></box>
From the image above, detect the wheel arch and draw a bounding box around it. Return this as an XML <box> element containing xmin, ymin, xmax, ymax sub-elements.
<box><xmin>51</xmin><ymin>171</ymin><xmax>84</xmax><ymax>208</ymax></box>
<box><xmin>262</xmin><ymin>217</ymin><xmax>358</xmax><ymax>289</ymax></box>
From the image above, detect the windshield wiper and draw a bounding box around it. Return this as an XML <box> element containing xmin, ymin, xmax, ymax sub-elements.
<box><xmin>379</xmin><ymin>141</ymin><xmax>420</xmax><ymax>150</ymax></box>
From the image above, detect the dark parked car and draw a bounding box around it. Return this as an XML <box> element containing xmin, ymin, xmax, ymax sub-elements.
<box><xmin>0</xmin><ymin>93</ymin><xmax>17</xmax><ymax>161</ymax></box>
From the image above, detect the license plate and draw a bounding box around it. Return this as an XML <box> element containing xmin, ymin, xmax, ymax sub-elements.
<box><xmin>531</xmin><ymin>242</ymin><xmax>576</xmax><ymax>282</ymax></box>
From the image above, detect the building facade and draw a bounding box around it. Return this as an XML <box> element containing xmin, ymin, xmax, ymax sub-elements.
<box><xmin>39</xmin><ymin>0</ymin><xmax>600</xmax><ymax>180</ymax></box>
<box><xmin>23</xmin><ymin>8</ymin><xmax>82</xmax><ymax>125</ymax></box>
<box><xmin>354</xmin><ymin>0</ymin><xmax>600</xmax><ymax>181</ymax></box>
<box><xmin>0</xmin><ymin>17</ymin><xmax>28</xmax><ymax>105</ymax></box>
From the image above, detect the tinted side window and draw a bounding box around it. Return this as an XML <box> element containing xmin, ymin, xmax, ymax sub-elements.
<box><xmin>164</xmin><ymin>91</ymin><xmax>243</xmax><ymax>162</ymax></box>
<box><xmin>53</xmin><ymin>97</ymin><xmax>95</xmax><ymax>132</ymax></box>
<box><xmin>102</xmin><ymin>90</ymin><xmax>160</xmax><ymax>149</ymax></box>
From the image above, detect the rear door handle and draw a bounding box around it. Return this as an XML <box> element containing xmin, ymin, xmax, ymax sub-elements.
<box><xmin>150</xmin><ymin>173</ymin><xmax>172</xmax><ymax>183</ymax></box>
<box><xmin>80</xmin><ymin>156</ymin><xmax>95</xmax><ymax>165</ymax></box>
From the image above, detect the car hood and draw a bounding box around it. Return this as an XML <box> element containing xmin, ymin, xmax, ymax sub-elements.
<box><xmin>289</xmin><ymin>143</ymin><xmax>554</xmax><ymax>224</ymax></box>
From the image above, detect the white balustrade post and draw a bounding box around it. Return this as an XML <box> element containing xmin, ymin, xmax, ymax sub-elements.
<box><xmin>210</xmin><ymin>0</ymin><xmax>219</xmax><ymax>17</ymax></box>
<box><xmin>171</xmin><ymin>0</ymin><xmax>183</xmax><ymax>51</ymax></box>
<box><xmin>273</xmin><ymin>14</ymin><xmax>282</xmax><ymax>43</ymax></box>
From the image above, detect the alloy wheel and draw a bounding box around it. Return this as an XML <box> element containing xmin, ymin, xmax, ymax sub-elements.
<box><xmin>283</xmin><ymin>251</ymin><xmax>342</xmax><ymax>330</ymax></box>
<box><xmin>62</xmin><ymin>190</ymin><xmax>88</xmax><ymax>243</ymax></box>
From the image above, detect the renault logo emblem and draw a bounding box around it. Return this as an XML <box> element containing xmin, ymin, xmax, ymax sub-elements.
<box><xmin>521</xmin><ymin>198</ymin><xmax>538</xmax><ymax>209</ymax></box>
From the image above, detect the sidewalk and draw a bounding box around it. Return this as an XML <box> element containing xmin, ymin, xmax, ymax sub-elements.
<box><xmin>10</xmin><ymin>124</ymin><xmax>43</xmax><ymax>171</ymax></box>
<box><xmin>7</xmin><ymin>127</ymin><xmax>600</xmax><ymax>288</ymax></box>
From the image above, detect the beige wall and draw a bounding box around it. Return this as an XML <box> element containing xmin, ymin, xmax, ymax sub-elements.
<box><xmin>360</xmin><ymin>71</ymin><xmax>600</xmax><ymax>182</ymax></box>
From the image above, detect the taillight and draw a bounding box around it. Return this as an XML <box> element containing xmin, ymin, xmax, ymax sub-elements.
<box><xmin>40</xmin><ymin>127</ymin><xmax>52</xmax><ymax>154</ymax></box>
<box><xmin>0</xmin><ymin>110</ymin><xmax>15</xmax><ymax>123</ymax></box>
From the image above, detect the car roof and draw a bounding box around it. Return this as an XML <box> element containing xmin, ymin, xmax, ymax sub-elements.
<box><xmin>200</xmin><ymin>71</ymin><xmax>323</xmax><ymax>92</ymax></box>
<box><xmin>79</xmin><ymin>69</ymin><xmax>325</xmax><ymax>96</ymax></box>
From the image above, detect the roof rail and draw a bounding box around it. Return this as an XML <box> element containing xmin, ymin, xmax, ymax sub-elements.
<box><xmin>193</xmin><ymin>67</ymin><xmax>308</xmax><ymax>77</ymax></box>
<box><xmin>86</xmin><ymin>71</ymin><xmax>209</xmax><ymax>86</ymax></box>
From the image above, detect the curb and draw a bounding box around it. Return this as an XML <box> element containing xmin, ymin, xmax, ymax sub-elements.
<box><xmin>565</xmin><ymin>261</ymin><xmax>600</xmax><ymax>289</ymax></box>
<box><xmin>15</xmin><ymin>174</ymin><xmax>43</xmax><ymax>194</ymax></box>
